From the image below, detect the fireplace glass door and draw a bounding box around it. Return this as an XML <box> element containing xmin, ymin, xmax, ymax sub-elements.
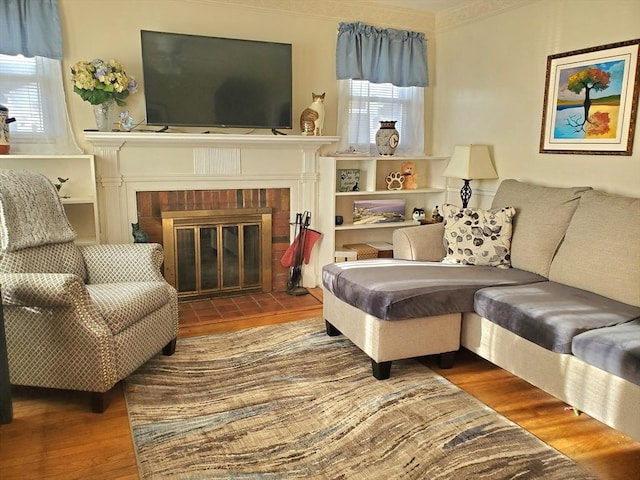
<box><xmin>162</xmin><ymin>209</ymin><xmax>272</xmax><ymax>299</ymax></box>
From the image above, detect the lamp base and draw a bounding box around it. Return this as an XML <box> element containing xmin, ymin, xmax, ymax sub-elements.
<box><xmin>460</xmin><ymin>180</ymin><xmax>472</xmax><ymax>208</ymax></box>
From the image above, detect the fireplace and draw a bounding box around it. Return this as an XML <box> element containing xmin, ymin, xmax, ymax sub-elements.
<box><xmin>162</xmin><ymin>208</ymin><xmax>272</xmax><ymax>299</ymax></box>
<box><xmin>135</xmin><ymin>188</ymin><xmax>291</xmax><ymax>294</ymax></box>
<box><xmin>84</xmin><ymin>132</ymin><xmax>339</xmax><ymax>289</ymax></box>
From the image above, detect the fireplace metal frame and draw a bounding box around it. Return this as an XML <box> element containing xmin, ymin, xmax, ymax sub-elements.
<box><xmin>161</xmin><ymin>208</ymin><xmax>272</xmax><ymax>298</ymax></box>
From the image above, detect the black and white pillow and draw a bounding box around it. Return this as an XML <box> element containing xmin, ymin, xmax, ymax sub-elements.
<box><xmin>441</xmin><ymin>204</ymin><xmax>516</xmax><ymax>268</ymax></box>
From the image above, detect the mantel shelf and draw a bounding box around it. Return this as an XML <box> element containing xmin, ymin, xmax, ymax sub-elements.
<box><xmin>84</xmin><ymin>131</ymin><xmax>340</xmax><ymax>150</ymax></box>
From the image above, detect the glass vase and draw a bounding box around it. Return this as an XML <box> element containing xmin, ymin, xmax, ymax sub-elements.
<box><xmin>92</xmin><ymin>100</ymin><xmax>117</xmax><ymax>132</ymax></box>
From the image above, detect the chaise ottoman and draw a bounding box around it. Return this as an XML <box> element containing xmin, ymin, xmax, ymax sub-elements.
<box><xmin>322</xmin><ymin>259</ymin><xmax>544</xmax><ymax>379</ymax></box>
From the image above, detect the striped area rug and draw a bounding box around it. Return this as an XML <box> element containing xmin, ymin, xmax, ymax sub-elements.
<box><xmin>124</xmin><ymin>317</ymin><xmax>595</xmax><ymax>479</ymax></box>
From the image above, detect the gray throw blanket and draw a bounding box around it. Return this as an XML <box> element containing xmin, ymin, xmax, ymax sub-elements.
<box><xmin>0</xmin><ymin>169</ymin><xmax>76</xmax><ymax>252</ymax></box>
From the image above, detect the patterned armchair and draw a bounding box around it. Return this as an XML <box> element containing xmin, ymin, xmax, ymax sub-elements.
<box><xmin>0</xmin><ymin>170</ymin><xmax>178</xmax><ymax>412</ymax></box>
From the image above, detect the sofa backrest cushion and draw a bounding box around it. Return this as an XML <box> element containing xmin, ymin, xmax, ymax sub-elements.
<box><xmin>491</xmin><ymin>179</ymin><xmax>591</xmax><ymax>277</ymax></box>
<box><xmin>548</xmin><ymin>190</ymin><xmax>640</xmax><ymax>307</ymax></box>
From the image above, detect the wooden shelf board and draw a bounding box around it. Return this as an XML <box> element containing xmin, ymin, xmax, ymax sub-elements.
<box><xmin>336</xmin><ymin>188</ymin><xmax>445</xmax><ymax>196</ymax></box>
<box><xmin>335</xmin><ymin>220</ymin><xmax>420</xmax><ymax>230</ymax></box>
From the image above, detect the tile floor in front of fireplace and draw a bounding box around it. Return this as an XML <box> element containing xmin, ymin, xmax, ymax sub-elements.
<box><xmin>178</xmin><ymin>290</ymin><xmax>322</xmax><ymax>327</ymax></box>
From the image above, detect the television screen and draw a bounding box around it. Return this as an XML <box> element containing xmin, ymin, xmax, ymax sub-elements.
<box><xmin>140</xmin><ymin>30</ymin><xmax>292</xmax><ymax>129</ymax></box>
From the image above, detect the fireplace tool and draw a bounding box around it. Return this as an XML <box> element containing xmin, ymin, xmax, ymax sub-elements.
<box><xmin>282</xmin><ymin>211</ymin><xmax>321</xmax><ymax>296</ymax></box>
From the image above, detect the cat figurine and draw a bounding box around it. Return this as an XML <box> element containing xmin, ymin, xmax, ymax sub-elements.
<box><xmin>131</xmin><ymin>222</ymin><xmax>148</xmax><ymax>243</ymax></box>
<box><xmin>300</xmin><ymin>92</ymin><xmax>325</xmax><ymax>136</ymax></box>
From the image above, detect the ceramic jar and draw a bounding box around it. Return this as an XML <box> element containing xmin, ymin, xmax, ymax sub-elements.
<box><xmin>375</xmin><ymin>120</ymin><xmax>399</xmax><ymax>156</ymax></box>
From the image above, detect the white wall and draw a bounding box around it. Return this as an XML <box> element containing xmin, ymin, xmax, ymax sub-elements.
<box><xmin>433</xmin><ymin>0</ymin><xmax>640</xmax><ymax>198</ymax></box>
<box><xmin>58</xmin><ymin>0</ymin><xmax>436</xmax><ymax>152</ymax></box>
<box><xmin>58</xmin><ymin>0</ymin><xmax>640</xmax><ymax>206</ymax></box>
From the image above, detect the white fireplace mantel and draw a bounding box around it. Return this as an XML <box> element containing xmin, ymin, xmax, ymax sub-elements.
<box><xmin>84</xmin><ymin>131</ymin><xmax>338</xmax><ymax>150</ymax></box>
<box><xmin>84</xmin><ymin>131</ymin><xmax>339</xmax><ymax>287</ymax></box>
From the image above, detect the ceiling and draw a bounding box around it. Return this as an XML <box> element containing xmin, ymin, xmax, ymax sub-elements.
<box><xmin>363</xmin><ymin>0</ymin><xmax>472</xmax><ymax>13</ymax></box>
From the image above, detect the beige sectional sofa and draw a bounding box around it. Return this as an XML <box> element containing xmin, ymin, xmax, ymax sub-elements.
<box><xmin>322</xmin><ymin>179</ymin><xmax>640</xmax><ymax>442</ymax></box>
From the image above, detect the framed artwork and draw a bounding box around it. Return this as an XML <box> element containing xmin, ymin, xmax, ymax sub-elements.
<box><xmin>540</xmin><ymin>39</ymin><xmax>640</xmax><ymax>155</ymax></box>
<box><xmin>336</xmin><ymin>169</ymin><xmax>360</xmax><ymax>192</ymax></box>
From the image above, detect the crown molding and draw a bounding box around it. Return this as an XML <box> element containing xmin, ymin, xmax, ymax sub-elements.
<box><xmin>436</xmin><ymin>0</ymin><xmax>541</xmax><ymax>32</ymax></box>
<box><xmin>185</xmin><ymin>0</ymin><xmax>436</xmax><ymax>34</ymax></box>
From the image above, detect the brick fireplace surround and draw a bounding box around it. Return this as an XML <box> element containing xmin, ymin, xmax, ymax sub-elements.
<box><xmin>85</xmin><ymin>132</ymin><xmax>339</xmax><ymax>290</ymax></box>
<box><xmin>136</xmin><ymin>188</ymin><xmax>290</xmax><ymax>291</ymax></box>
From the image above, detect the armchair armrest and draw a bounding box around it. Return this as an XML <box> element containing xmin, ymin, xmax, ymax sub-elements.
<box><xmin>79</xmin><ymin>243</ymin><xmax>166</xmax><ymax>284</ymax></box>
<box><xmin>393</xmin><ymin>223</ymin><xmax>446</xmax><ymax>261</ymax></box>
<box><xmin>0</xmin><ymin>273</ymin><xmax>88</xmax><ymax>308</ymax></box>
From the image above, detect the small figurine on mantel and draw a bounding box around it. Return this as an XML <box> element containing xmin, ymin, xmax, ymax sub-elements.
<box><xmin>300</xmin><ymin>92</ymin><xmax>325</xmax><ymax>136</ymax></box>
<box><xmin>432</xmin><ymin>205</ymin><xmax>443</xmax><ymax>223</ymax></box>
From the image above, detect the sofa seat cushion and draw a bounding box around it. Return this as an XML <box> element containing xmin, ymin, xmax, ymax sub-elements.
<box><xmin>474</xmin><ymin>282</ymin><xmax>640</xmax><ymax>354</ymax></box>
<box><xmin>572</xmin><ymin>320</ymin><xmax>640</xmax><ymax>386</ymax></box>
<box><xmin>322</xmin><ymin>259</ymin><xmax>544</xmax><ymax>320</ymax></box>
<box><xmin>86</xmin><ymin>282</ymin><xmax>171</xmax><ymax>334</ymax></box>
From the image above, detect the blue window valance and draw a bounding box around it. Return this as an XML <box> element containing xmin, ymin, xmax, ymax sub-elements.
<box><xmin>336</xmin><ymin>21</ymin><xmax>429</xmax><ymax>88</ymax></box>
<box><xmin>0</xmin><ymin>0</ymin><xmax>63</xmax><ymax>59</ymax></box>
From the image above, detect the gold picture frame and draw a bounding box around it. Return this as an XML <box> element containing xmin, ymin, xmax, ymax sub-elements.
<box><xmin>540</xmin><ymin>39</ymin><xmax>640</xmax><ymax>155</ymax></box>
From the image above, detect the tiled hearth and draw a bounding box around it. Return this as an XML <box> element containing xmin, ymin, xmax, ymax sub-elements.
<box><xmin>179</xmin><ymin>291</ymin><xmax>322</xmax><ymax>326</ymax></box>
<box><xmin>136</xmin><ymin>188</ymin><xmax>290</xmax><ymax>291</ymax></box>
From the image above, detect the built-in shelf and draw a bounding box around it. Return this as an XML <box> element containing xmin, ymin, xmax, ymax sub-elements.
<box><xmin>318</xmin><ymin>155</ymin><xmax>448</xmax><ymax>268</ymax></box>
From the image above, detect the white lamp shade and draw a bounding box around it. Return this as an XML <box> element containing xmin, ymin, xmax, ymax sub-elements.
<box><xmin>442</xmin><ymin>145</ymin><xmax>498</xmax><ymax>180</ymax></box>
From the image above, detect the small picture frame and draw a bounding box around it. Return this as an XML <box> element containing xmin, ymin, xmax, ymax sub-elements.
<box><xmin>336</xmin><ymin>169</ymin><xmax>360</xmax><ymax>192</ymax></box>
<box><xmin>353</xmin><ymin>199</ymin><xmax>405</xmax><ymax>224</ymax></box>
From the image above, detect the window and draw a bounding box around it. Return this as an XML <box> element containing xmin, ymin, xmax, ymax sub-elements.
<box><xmin>337</xmin><ymin>79</ymin><xmax>424</xmax><ymax>156</ymax></box>
<box><xmin>1</xmin><ymin>55</ymin><xmax>44</xmax><ymax>136</ymax></box>
<box><xmin>0</xmin><ymin>54</ymin><xmax>79</xmax><ymax>154</ymax></box>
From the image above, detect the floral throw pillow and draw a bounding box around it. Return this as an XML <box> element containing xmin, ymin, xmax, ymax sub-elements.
<box><xmin>441</xmin><ymin>204</ymin><xmax>516</xmax><ymax>267</ymax></box>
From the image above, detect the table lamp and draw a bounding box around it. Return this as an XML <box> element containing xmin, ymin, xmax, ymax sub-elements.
<box><xmin>442</xmin><ymin>145</ymin><xmax>498</xmax><ymax>208</ymax></box>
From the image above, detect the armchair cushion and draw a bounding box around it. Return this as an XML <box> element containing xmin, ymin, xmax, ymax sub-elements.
<box><xmin>86</xmin><ymin>282</ymin><xmax>172</xmax><ymax>334</ymax></box>
<box><xmin>80</xmin><ymin>243</ymin><xmax>165</xmax><ymax>284</ymax></box>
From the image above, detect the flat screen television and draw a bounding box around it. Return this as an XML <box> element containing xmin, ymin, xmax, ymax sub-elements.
<box><xmin>140</xmin><ymin>30</ymin><xmax>292</xmax><ymax>129</ymax></box>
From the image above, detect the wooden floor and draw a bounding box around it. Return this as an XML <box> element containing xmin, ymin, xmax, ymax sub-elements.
<box><xmin>1</xmin><ymin>288</ymin><xmax>638</xmax><ymax>479</ymax></box>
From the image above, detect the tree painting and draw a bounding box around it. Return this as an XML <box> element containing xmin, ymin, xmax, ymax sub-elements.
<box><xmin>566</xmin><ymin>68</ymin><xmax>611</xmax><ymax>133</ymax></box>
<box><xmin>554</xmin><ymin>59</ymin><xmax>623</xmax><ymax>139</ymax></box>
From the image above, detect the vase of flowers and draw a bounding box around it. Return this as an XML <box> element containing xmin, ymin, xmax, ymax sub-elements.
<box><xmin>71</xmin><ymin>59</ymin><xmax>138</xmax><ymax>131</ymax></box>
